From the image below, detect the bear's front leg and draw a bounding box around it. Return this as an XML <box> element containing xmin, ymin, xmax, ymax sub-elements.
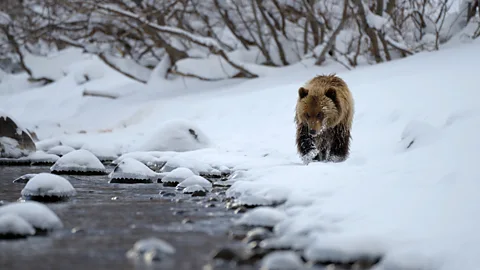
<box><xmin>296</xmin><ymin>124</ymin><xmax>319</xmax><ymax>165</ymax></box>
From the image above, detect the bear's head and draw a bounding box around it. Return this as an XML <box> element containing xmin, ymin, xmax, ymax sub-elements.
<box><xmin>297</xmin><ymin>86</ymin><xmax>339</xmax><ymax>137</ymax></box>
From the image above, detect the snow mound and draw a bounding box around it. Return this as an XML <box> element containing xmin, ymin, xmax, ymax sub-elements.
<box><xmin>260</xmin><ymin>251</ymin><xmax>304</xmax><ymax>270</ymax></box>
<box><xmin>0</xmin><ymin>201</ymin><xmax>63</xmax><ymax>232</ymax></box>
<box><xmin>234</xmin><ymin>207</ymin><xmax>287</xmax><ymax>228</ymax></box>
<box><xmin>136</xmin><ymin>119</ymin><xmax>211</xmax><ymax>152</ymax></box>
<box><xmin>50</xmin><ymin>149</ymin><xmax>106</xmax><ymax>175</ymax></box>
<box><xmin>0</xmin><ymin>213</ymin><xmax>36</xmax><ymax>239</ymax></box>
<box><xmin>13</xmin><ymin>173</ymin><xmax>37</xmax><ymax>184</ymax></box>
<box><xmin>108</xmin><ymin>157</ymin><xmax>158</xmax><ymax>184</ymax></box>
<box><xmin>21</xmin><ymin>173</ymin><xmax>76</xmax><ymax>201</ymax></box>
<box><xmin>182</xmin><ymin>184</ymin><xmax>207</xmax><ymax>196</ymax></box>
<box><xmin>47</xmin><ymin>145</ymin><xmax>75</xmax><ymax>156</ymax></box>
<box><xmin>81</xmin><ymin>143</ymin><xmax>119</xmax><ymax>161</ymax></box>
<box><xmin>400</xmin><ymin>120</ymin><xmax>439</xmax><ymax>150</ymax></box>
<box><xmin>161</xmin><ymin>167</ymin><xmax>196</xmax><ymax>187</ymax></box>
<box><xmin>126</xmin><ymin>237</ymin><xmax>176</xmax><ymax>262</ymax></box>
<box><xmin>177</xmin><ymin>175</ymin><xmax>212</xmax><ymax>190</ymax></box>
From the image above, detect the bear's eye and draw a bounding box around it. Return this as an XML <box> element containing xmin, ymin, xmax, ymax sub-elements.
<box><xmin>317</xmin><ymin>112</ymin><xmax>323</xmax><ymax>119</ymax></box>
<box><xmin>305</xmin><ymin>113</ymin><xmax>311</xmax><ymax>118</ymax></box>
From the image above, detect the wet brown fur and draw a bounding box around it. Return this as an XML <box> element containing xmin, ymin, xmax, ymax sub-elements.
<box><xmin>294</xmin><ymin>74</ymin><xmax>354</xmax><ymax>163</ymax></box>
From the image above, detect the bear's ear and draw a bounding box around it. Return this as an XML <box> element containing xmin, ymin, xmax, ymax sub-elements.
<box><xmin>298</xmin><ymin>87</ymin><xmax>308</xmax><ymax>99</ymax></box>
<box><xmin>325</xmin><ymin>88</ymin><xmax>336</xmax><ymax>101</ymax></box>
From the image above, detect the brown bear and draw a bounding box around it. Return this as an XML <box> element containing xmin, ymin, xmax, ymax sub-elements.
<box><xmin>294</xmin><ymin>74</ymin><xmax>354</xmax><ymax>164</ymax></box>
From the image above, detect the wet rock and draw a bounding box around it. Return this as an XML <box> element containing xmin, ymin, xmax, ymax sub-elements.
<box><xmin>0</xmin><ymin>113</ymin><xmax>36</xmax><ymax>158</ymax></box>
<box><xmin>208</xmin><ymin>197</ymin><xmax>218</xmax><ymax>202</ymax></box>
<box><xmin>126</xmin><ymin>237</ymin><xmax>176</xmax><ymax>262</ymax></box>
<box><xmin>234</xmin><ymin>207</ymin><xmax>248</xmax><ymax>214</ymax></box>
<box><xmin>210</xmin><ymin>244</ymin><xmax>252</xmax><ymax>262</ymax></box>
<box><xmin>159</xmin><ymin>191</ymin><xmax>176</xmax><ymax>197</ymax></box>
<box><xmin>182</xmin><ymin>218</ymin><xmax>193</xmax><ymax>224</ymax></box>
<box><xmin>205</xmin><ymin>203</ymin><xmax>216</xmax><ymax>208</ymax></box>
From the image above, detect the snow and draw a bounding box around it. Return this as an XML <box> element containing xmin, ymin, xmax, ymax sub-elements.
<box><xmin>176</xmin><ymin>175</ymin><xmax>212</xmax><ymax>190</ymax></box>
<box><xmin>50</xmin><ymin>149</ymin><xmax>106</xmax><ymax>173</ymax></box>
<box><xmin>13</xmin><ymin>173</ymin><xmax>37</xmax><ymax>184</ymax></box>
<box><xmin>108</xmin><ymin>157</ymin><xmax>158</xmax><ymax>181</ymax></box>
<box><xmin>0</xmin><ymin>213</ymin><xmax>36</xmax><ymax>237</ymax></box>
<box><xmin>1</xmin><ymin>34</ymin><xmax>480</xmax><ymax>269</ymax></box>
<box><xmin>21</xmin><ymin>173</ymin><xmax>76</xmax><ymax>198</ymax></box>
<box><xmin>0</xmin><ymin>201</ymin><xmax>63</xmax><ymax>231</ymax></box>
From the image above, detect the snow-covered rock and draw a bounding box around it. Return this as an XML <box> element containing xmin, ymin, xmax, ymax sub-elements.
<box><xmin>21</xmin><ymin>173</ymin><xmax>76</xmax><ymax>202</ymax></box>
<box><xmin>161</xmin><ymin>167</ymin><xmax>196</xmax><ymax>187</ymax></box>
<box><xmin>136</xmin><ymin>119</ymin><xmax>211</xmax><ymax>152</ymax></box>
<box><xmin>234</xmin><ymin>207</ymin><xmax>287</xmax><ymax>228</ymax></box>
<box><xmin>50</xmin><ymin>149</ymin><xmax>106</xmax><ymax>175</ymax></box>
<box><xmin>108</xmin><ymin>157</ymin><xmax>158</xmax><ymax>184</ymax></box>
<box><xmin>0</xmin><ymin>201</ymin><xmax>63</xmax><ymax>232</ymax></box>
<box><xmin>182</xmin><ymin>184</ymin><xmax>207</xmax><ymax>196</ymax></box>
<box><xmin>177</xmin><ymin>175</ymin><xmax>212</xmax><ymax>190</ymax></box>
<box><xmin>0</xmin><ymin>111</ymin><xmax>36</xmax><ymax>158</ymax></box>
<box><xmin>126</xmin><ymin>237</ymin><xmax>176</xmax><ymax>262</ymax></box>
<box><xmin>47</xmin><ymin>145</ymin><xmax>75</xmax><ymax>156</ymax></box>
<box><xmin>260</xmin><ymin>251</ymin><xmax>304</xmax><ymax>270</ymax></box>
<box><xmin>0</xmin><ymin>213</ymin><xmax>36</xmax><ymax>239</ymax></box>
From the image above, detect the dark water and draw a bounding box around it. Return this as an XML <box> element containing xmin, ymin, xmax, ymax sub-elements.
<box><xmin>0</xmin><ymin>166</ymin><xmax>251</xmax><ymax>270</ymax></box>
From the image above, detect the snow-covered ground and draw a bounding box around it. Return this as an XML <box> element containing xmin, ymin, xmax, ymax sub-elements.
<box><xmin>1</xmin><ymin>36</ymin><xmax>480</xmax><ymax>269</ymax></box>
